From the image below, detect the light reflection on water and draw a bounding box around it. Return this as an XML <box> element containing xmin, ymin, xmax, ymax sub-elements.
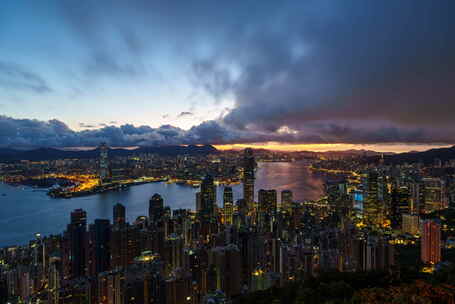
<box><xmin>0</xmin><ymin>161</ymin><xmax>323</xmax><ymax>246</ymax></box>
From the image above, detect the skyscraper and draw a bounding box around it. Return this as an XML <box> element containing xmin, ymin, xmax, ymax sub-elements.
<box><xmin>149</xmin><ymin>193</ymin><xmax>164</xmax><ymax>226</ymax></box>
<box><xmin>281</xmin><ymin>190</ymin><xmax>293</xmax><ymax>213</ymax></box>
<box><xmin>113</xmin><ymin>203</ymin><xmax>126</xmax><ymax>228</ymax></box>
<box><xmin>363</xmin><ymin>171</ymin><xmax>383</xmax><ymax>229</ymax></box>
<box><xmin>88</xmin><ymin>219</ymin><xmax>111</xmax><ymax>276</ymax></box>
<box><xmin>390</xmin><ymin>187</ymin><xmax>410</xmax><ymax>229</ymax></box>
<box><xmin>223</xmin><ymin>187</ymin><xmax>234</xmax><ymax>225</ymax></box>
<box><xmin>243</xmin><ymin>148</ymin><xmax>255</xmax><ymax>211</ymax></box>
<box><xmin>402</xmin><ymin>214</ymin><xmax>419</xmax><ymax>235</ymax></box>
<box><xmin>200</xmin><ymin>175</ymin><xmax>216</xmax><ymax>219</ymax></box>
<box><xmin>68</xmin><ymin>209</ymin><xmax>87</xmax><ymax>278</ymax></box>
<box><xmin>99</xmin><ymin>142</ymin><xmax>110</xmax><ymax>184</ymax></box>
<box><xmin>258</xmin><ymin>189</ymin><xmax>277</xmax><ymax>232</ymax></box>
<box><xmin>423</xmin><ymin>178</ymin><xmax>446</xmax><ymax>212</ymax></box>
<box><xmin>421</xmin><ymin>219</ymin><xmax>441</xmax><ymax>264</ymax></box>
<box><xmin>258</xmin><ymin>189</ymin><xmax>277</xmax><ymax>215</ymax></box>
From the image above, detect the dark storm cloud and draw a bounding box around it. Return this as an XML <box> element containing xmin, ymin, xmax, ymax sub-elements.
<box><xmin>194</xmin><ymin>0</ymin><xmax>455</xmax><ymax>143</ymax></box>
<box><xmin>225</xmin><ymin>1</ymin><xmax>455</xmax><ymax>131</ymax></box>
<box><xmin>0</xmin><ymin>61</ymin><xmax>52</xmax><ymax>94</ymax></box>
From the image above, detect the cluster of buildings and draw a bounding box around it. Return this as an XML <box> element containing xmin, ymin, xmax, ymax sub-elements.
<box><xmin>2</xmin><ymin>149</ymin><xmax>455</xmax><ymax>303</ymax></box>
<box><xmin>324</xmin><ymin>156</ymin><xmax>455</xmax><ymax>267</ymax></box>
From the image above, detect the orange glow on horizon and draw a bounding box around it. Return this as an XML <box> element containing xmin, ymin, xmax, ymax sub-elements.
<box><xmin>214</xmin><ymin>142</ymin><xmax>452</xmax><ymax>153</ymax></box>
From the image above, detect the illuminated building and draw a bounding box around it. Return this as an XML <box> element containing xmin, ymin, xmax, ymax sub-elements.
<box><xmin>423</xmin><ymin>178</ymin><xmax>446</xmax><ymax>212</ymax></box>
<box><xmin>68</xmin><ymin>209</ymin><xmax>87</xmax><ymax>278</ymax></box>
<box><xmin>99</xmin><ymin>142</ymin><xmax>110</xmax><ymax>184</ymax></box>
<box><xmin>200</xmin><ymin>175</ymin><xmax>216</xmax><ymax>219</ymax></box>
<box><xmin>410</xmin><ymin>182</ymin><xmax>425</xmax><ymax>214</ymax></box>
<box><xmin>243</xmin><ymin>148</ymin><xmax>256</xmax><ymax>211</ymax></box>
<box><xmin>421</xmin><ymin>219</ymin><xmax>441</xmax><ymax>264</ymax></box>
<box><xmin>281</xmin><ymin>190</ymin><xmax>293</xmax><ymax>213</ymax></box>
<box><xmin>363</xmin><ymin>171</ymin><xmax>384</xmax><ymax>229</ymax></box>
<box><xmin>352</xmin><ymin>190</ymin><xmax>364</xmax><ymax>219</ymax></box>
<box><xmin>258</xmin><ymin>189</ymin><xmax>277</xmax><ymax>215</ymax></box>
<box><xmin>258</xmin><ymin>189</ymin><xmax>277</xmax><ymax>232</ymax></box>
<box><xmin>223</xmin><ymin>187</ymin><xmax>234</xmax><ymax>225</ymax></box>
<box><xmin>402</xmin><ymin>214</ymin><xmax>420</xmax><ymax>235</ymax></box>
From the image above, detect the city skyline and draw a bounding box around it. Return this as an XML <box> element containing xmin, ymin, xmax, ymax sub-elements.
<box><xmin>1</xmin><ymin>1</ymin><xmax>454</xmax><ymax>152</ymax></box>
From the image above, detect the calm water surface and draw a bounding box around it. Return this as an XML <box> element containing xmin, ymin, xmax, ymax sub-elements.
<box><xmin>0</xmin><ymin>162</ymin><xmax>324</xmax><ymax>246</ymax></box>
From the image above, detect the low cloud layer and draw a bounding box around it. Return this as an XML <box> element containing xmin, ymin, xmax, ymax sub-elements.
<box><xmin>1</xmin><ymin>115</ymin><xmax>454</xmax><ymax>149</ymax></box>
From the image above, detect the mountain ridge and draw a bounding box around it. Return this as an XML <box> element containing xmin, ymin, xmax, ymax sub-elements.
<box><xmin>0</xmin><ymin>145</ymin><xmax>219</xmax><ymax>162</ymax></box>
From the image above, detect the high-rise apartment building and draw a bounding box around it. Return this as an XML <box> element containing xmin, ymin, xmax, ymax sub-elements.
<box><xmin>223</xmin><ymin>187</ymin><xmax>234</xmax><ymax>225</ymax></box>
<box><xmin>149</xmin><ymin>193</ymin><xmax>164</xmax><ymax>226</ymax></box>
<box><xmin>421</xmin><ymin>219</ymin><xmax>441</xmax><ymax>264</ymax></box>
<box><xmin>281</xmin><ymin>190</ymin><xmax>293</xmax><ymax>213</ymax></box>
<box><xmin>68</xmin><ymin>209</ymin><xmax>87</xmax><ymax>278</ymax></box>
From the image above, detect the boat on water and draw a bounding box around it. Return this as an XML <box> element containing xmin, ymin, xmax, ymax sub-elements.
<box><xmin>1</xmin><ymin>193</ymin><xmax>6</xmax><ymax>196</ymax></box>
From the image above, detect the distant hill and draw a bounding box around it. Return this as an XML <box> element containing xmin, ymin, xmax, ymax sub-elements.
<box><xmin>0</xmin><ymin>145</ymin><xmax>218</xmax><ymax>162</ymax></box>
<box><xmin>323</xmin><ymin>149</ymin><xmax>394</xmax><ymax>157</ymax></box>
<box><xmin>371</xmin><ymin>145</ymin><xmax>455</xmax><ymax>165</ymax></box>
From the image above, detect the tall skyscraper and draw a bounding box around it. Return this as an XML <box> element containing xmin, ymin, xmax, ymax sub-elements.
<box><xmin>281</xmin><ymin>190</ymin><xmax>293</xmax><ymax>213</ymax></box>
<box><xmin>88</xmin><ymin>219</ymin><xmax>111</xmax><ymax>276</ymax></box>
<box><xmin>68</xmin><ymin>209</ymin><xmax>87</xmax><ymax>278</ymax></box>
<box><xmin>390</xmin><ymin>187</ymin><xmax>410</xmax><ymax>229</ymax></box>
<box><xmin>149</xmin><ymin>193</ymin><xmax>164</xmax><ymax>226</ymax></box>
<box><xmin>200</xmin><ymin>175</ymin><xmax>216</xmax><ymax>219</ymax></box>
<box><xmin>223</xmin><ymin>187</ymin><xmax>234</xmax><ymax>225</ymax></box>
<box><xmin>99</xmin><ymin>142</ymin><xmax>110</xmax><ymax>184</ymax></box>
<box><xmin>363</xmin><ymin>171</ymin><xmax>383</xmax><ymax>229</ymax></box>
<box><xmin>113</xmin><ymin>203</ymin><xmax>126</xmax><ymax>228</ymax></box>
<box><xmin>258</xmin><ymin>189</ymin><xmax>277</xmax><ymax>215</ymax></box>
<box><xmin>243</xmin><ymin>148</ymin><xmax>256</xmax><ymax>211</ymax></box>
<box><xmin>258</xmin><ymin>189</ymin><xmax>277</xmax><ymax>232</ymax></box>
<box><xmin>421</xmin><ymin>219</ymin><xmax>441</xmax><ymax>264</ymax></box>
<box><xmin>410</xmin><ymin>181</ymin><xmax>425</xmax><ymax>214</ymax></box>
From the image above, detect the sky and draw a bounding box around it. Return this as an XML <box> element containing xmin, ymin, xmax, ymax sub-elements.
<box><xmin>0</xmin><ymin>0</ymin><xmax>454</xmax><ymax>152</ymax></box>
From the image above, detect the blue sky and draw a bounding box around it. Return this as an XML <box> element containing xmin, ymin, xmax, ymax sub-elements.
<box><xmin>0</xmin><ymin>0</ymin><xmax>233</xmax><ymax>130</ymax></box>
<box><xmin>0</xmin><ymin>1</ymin><xmax>454</xmax><ymax>150</ymax></box>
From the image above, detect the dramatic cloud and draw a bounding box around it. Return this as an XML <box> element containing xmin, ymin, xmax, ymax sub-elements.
<box><xmin>191</xmin><ymin>1</ymin><xmax>455</xmax><ymax>144</ymax></box>
<box><xmin>0</xmin><ymin>1</ymin><xmax>454</xmax><ymax>146</ymax></box>
<box><xmin>1</xmin><ymin>115</ymin><xmax>455</xmax><ymax>149</ymax></box>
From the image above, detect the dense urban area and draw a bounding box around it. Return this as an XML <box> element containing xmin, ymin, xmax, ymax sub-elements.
<box><xmin>2</xmin><ymin>145</ymin><xmax>455</xmax><ymax>303</ymax></box>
